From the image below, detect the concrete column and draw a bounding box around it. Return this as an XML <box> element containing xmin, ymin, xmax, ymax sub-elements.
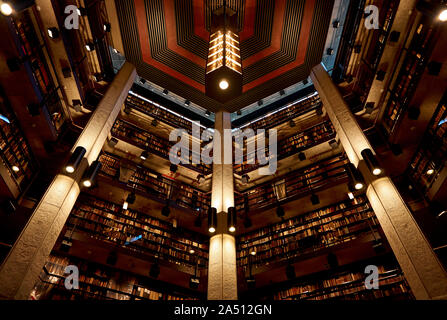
<box><xmin>0</xmin><ymin>63</ymin><xmax>136</xmax><ymax>300</ymax></box>
<box><xmin>311</xmin><ymin>64</ymin><xmax>447</xmax><ymax>300</ymax></box>
<box><xmin>208</xmin><ymin>111</ymin><xmax>237</xmax><ymax>300</ymax></box>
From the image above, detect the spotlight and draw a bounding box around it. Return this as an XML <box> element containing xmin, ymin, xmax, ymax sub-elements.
<box><xmin>427</xmin><ymin>168</ymin><xmax>435</xmax><ymax>175</ymax></box>
<box><xmin>92</xmin><ymin>73</ymin><xmax>103</xmax><ymax>82</ymax></box>
<box><xmin>241</xmin><ymin>174</ymin><xmax>250</xmax><ymax>184</ymax></box>
<box><xmin>276</xmin><ymin>205</ymin><xmax>285</xmax><ymax>218</ymax></box>
<box><xmin>81</xmin><ymin>160</ymin><xmax>101</xmax><ymax>188</ymax></box>
<box><xmin>103</xmin><ymin>22</ymin><xmax>111</xmax><ymax>32</ymax></box>
<box><xmin>189</xmin><ymin>276</ymin><xmax>200</xmax><ymax>289</ymax></box>
<box><xmin>298</xmin><ymin>152</ymin><xmax>306</xmax><ymax>161</ymax></box>
<box><xmin>184</xmin><ymin>100</ymin><xmax>191</xmax><ymax>106</ymax></box>
<box><xmin>327</xmin><ymin>48</ymin><xmax>334</xmax><ymax>55</ymax></box>
<box><xmin>139</xmin><ymin>78</ymin><xmax>146</xmax><ymax>85</ymax></box>
<box><xmin>257</xmin><ymin>100</ymin><xmax>263</xmax><ymax>106</ymax></box>
<box><xmin>329</xmin><ymin>139</ymin><xmax>339</xmax><ymax>149</ymax></box>
<box><xmin>205</xmin><ymin>110</ymin><xmax>211</xmax><ymax>117</ymax></box>
<box><xmin>47</xmin><ymin>27</ymin><xmax>60</xmax><ymax>39</ymax></box>
<box><xmin>170</xmin><ymin>164</ymin><xmax>178</xmax><ymax>173</ymax></box>
<box><xmin>85</xmin><ymin>42</ymin><xmax>95</xmax><ymax>52</ymax></box>
<box><xmin>310</xmin><ymin>194</ymin><xmax>320</xmax><ymax>205</ymax></box>
<box><xmin>250</xmin><ymin>249</ymin><xmax>256</xmax><ymax>256</ymax></box>
<box><xmin>77</xmin><ymin>7</ymin><xmax>87</xmax><ymax>16</ymax></box>
<box><xmin>346</xmin><ymin>163</ymin><xmax>365</xmax><ymax>190</ymax></box>
<box><xmin>228</xmin><ymin>207</ymin><xmax>236</xmax><ymax>233</ymax></box>
<box><xmin>149</xmin><ymin>263</ymin><xmax>160</xmax><ymax>278</ymax></box>
<box><xmin>237</xmin><ymin>110</ymin><xmax>242</xmax><ymax>116</ymax></box>
<box><xmin>279</xmin><ymin>89</ymin><xmax>286</xmax><ymax>96</ymax></box>
<box><xmin>208</xmin><ymin>207</ymin><xmax>217</xmax><ymax>233</ymax></box>
<box><xmin>163</xmin><ymin>89</ymin><xmax>169</xmax><ymax>95</ymax></box>
<box><xmin>123</xmin><ymin>201</ymin><xmax>129</xmax><ymax>210</ymax></box>
<box><xmin>65</xmin><ymin>146</ymin><xmax>86</xmax><ymax>173</ymax></box>
<box><xmin>348</xmin><ymin>192</ymin><xmax>355</xmax><ymax>200</ymax></box>
<box><xmin>197</xmin><ymin>174</ymin><xmax>205</xmax><ymax>184</ymax></box>
<box><xmin>12</xmin><ymin>165</ymin><xmax>20</xmax><ymax>172</ymax></box>
<box><xmin>361</xmin><ymin>149</ymin><xmax>382</xmax><ymax>176</ymax></box>
<box><xmin>140</xmin><ymin>151</ymin><xmax>149</xmax><ymax>160</ymax></box>
<box><xmin>440</xmin><ymin>9</ymin><xmax>447</xmax><ymax>21</ymax></box>
<box><xmin>189</xmin><ymin>248</ymin><xmax>195</xmax><ymax>254</ymax></box>
<box><xmin>161</xmin><ymin>205</ymin><xmax>170</xmax><ymax>217</ymax></box>
<box><xmin>126</xmin><ymin>192</ymin><xmax>136</xmax><ymax>205</ymax></box>
<box><xmin>219</xmin><ymin>80</ymin><xmax>229</xmax><ymax>90</ymax></box>
<box><xmin>332</xmin><ymin>20</ymin><xmax>340</xmax><ymax>28</ymax></box>
<box><xmin>0</xmin><ymin>2</ymin><xmax>13</xmax><ymax>16</ymax></box>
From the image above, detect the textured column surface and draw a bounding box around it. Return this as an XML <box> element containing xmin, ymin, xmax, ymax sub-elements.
<box><xmin>311</xmin><ymin>64</ymin><xmax>447</xmax><ymax>300</ymax></box>
<box><xmin>208</xmin><ymin>111</ymin><xmax>237</xmax><ymax>300</ymax></box>
<box><xmin>0</xmin><ymin>63</ymin><xmax>136</xmax><ymax>300</ymax></box>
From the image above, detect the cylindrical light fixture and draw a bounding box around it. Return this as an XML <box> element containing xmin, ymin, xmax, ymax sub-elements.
<box><xmin>140</xmin><ymin>150</ymin><xmax>149</xmax><ymax>160</ymax></box>
<box><xmin>81</xmin><ymin>160</ymin><xmax>101</xmax><ymax>187</ymax></box>
<box><xmin>227</xmin><ymin>207</ymin><xmax>236</xmax><ymax>233</ymax></box>
<box><xmin>208</xmin><ymin>207</ymin><xmax>217</xmax><ymax>233</ymax></box>
<box><xmin>346</xmin><ymin>163</ymin><xmax>365</xmax><ymax>190</ymax></box>
<box><xmin>65</xmin><ymin>146</ymin><xmax>86</xmax><ymax>173</ymax></box>
<box><xmin>361</xmin><ymin>149</ymin><xmax>382</xmax><ymax>176</ymax></box>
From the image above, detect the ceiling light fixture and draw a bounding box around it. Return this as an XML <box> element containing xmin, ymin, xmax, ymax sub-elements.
<box><xmin>140</xmin><ymin>151</ymin><xmax>149</xmax><ymax>160</ymax></box>
<box><xmin>346</xmin><ymin>163</ymin><xmax>365</xmax><ymax>190</ymax></box>
<box><xmin>208</xmin><ymin>207</ymin><xmax>217</xmax><ymax>233</ymax></box>
<box><xmin>427</xmin><ymin>168</ymin><xmax>435</xmax><ymax>175</ymax></box>
<box><xmin>440</xmin><ymin>9</ymin><xmax>447</xmax><ymax>22</ymax></box>
<box><xmin>12</xmin><ymin>165</ymin><xmax>19</xmax><ymax>172</ymax></box>
<box><xmin>228</xmin><ymin>207</ymin><xmax>236</xmax><ymax>233</ymax></box>
<box><xmin>361</xmin><ymin>149</ymin><xmax>383</xmax><ymax>176</ymax></box>
<box><xmin>81</xmin><ymin>160</ymin><xmax>101</xmax><ymax>188</ymax></box>
<box><xmin>0</xmin><ymin>2</ymin><xmax>13</xmax><ymax>16</ymax></box>
<box><xmin>205</xmin><ymin>5</ymin><xmax>242</xmax><ymax>102</ymax></box>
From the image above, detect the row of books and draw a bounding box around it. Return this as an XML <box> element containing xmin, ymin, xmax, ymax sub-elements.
<box><xmin>69</xmin><ymin>195</ymin><xmax>209</xmax><ymax>265</ymax></box>
<box><xmin>243</xmin><ymin>94</ymin><xmax>322</xmax><ymax>132</ymax></box>
<box><xmin>236</xmin><ymin>197</ymin><xmax>376</xmax><ymax>266</ymax></box>
<box><xmin>383</xmin><ymin>18</ymin><xmax>437</xmax><ymax>134</ymax></box>
<box><xmin>126</xmin><ymin>95</ymin><xmax>202</xmax><ymax>136</ymax></box>
<box><xmin>234</xmin><ymin>121</ymin><xmax>336</xmax><ymax>174</ymax></box>
<box><xmin>30</xmin><ymin>255</ymin><xmax>197</xmax><ymax>300</ymax></box>
<box><xmin>274</xmin><ymin>266</ymin><xmax>412</xmax><ymax>300</ymax></box>
<box><xmin>98</xmin><ymin>152</ymin><xmax>211</xmax><ymax>211</ymax></box>
<box><xmin>111</xmin><ymin>119</ymin><xmax>212</xmax><ymax>174</ymax></box>
<box><xmin>235</xmin><ymin>156</ymin><xmax>349</xmax><ymax>211</ymax></box>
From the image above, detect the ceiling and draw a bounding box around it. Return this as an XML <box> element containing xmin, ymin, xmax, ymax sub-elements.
<box><xmin>115</xmin><ymin>0</ymin><xmax>335</xmax><ymax>112</ymax></box>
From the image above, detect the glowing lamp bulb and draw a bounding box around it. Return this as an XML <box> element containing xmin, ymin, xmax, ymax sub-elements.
<box><xmin>209</xmin><ymin>227</ymin><xmax>216</xmax><ymax>233</ymax></box>
<box><xmin>219</xmin><ymin>80</ymin><xmax>229</xmax><ymax>90</ymax></box>
<box><xmin>1</xmin><ymin>3</ymin><xmax>13</xmax><ymax>16</ymax></box>
<box><xmin>65</xmin><ymin>166</ymin><xmax>75</xmax><ymax>173</ymax></box>
<box><xmin>12</xmin><ymin>166</ymin><xmax>20</xmax><ymax>172</ymax></box>
<box><xmin>373</xmin><ymin>168</ymin><xmax>382</xmax><ymax>176</ymax></box>
<box><xmin>355</xmin><ymin>183</ymin><xmax>364</xmax><ymax>190</ymax></box>
<box><xmin>439</xmin><ymin>9</ymin><xmax>447</xmax><ymax>22</ymax></box>
<box><xmin>83</xmin><ymin>180</ymin><xmax>92</xmax><ymax>188</ymax></box>
<box><xmin>427</xmin><ymin>169</ymin><xmax>435</xmax><ymax>175</ymax></box>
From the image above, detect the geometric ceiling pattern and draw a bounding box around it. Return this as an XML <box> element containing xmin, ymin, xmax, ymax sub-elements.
<box><xmin>116</xmin><ymin>0</ymin><xmax>334</xmax><ymax>112</ymax></box>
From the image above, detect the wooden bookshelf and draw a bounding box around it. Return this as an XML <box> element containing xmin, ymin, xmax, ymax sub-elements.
<box><xmin>98</xmin><ymin>152</ymin><xmax>211</xmax><ymax>212</ymax></box>
<box><xmin>111</xmin><ymin>119</ymin><xmax>212</xmax><ymax>174</ymax></box>
<box><xmin>0</xmin><ymin>93</ymin><xmax>37</xmax><ymax>193</ymax></box>
<box><xmin>234</xmin><ymin>121</ymin><xmax>336</xmax><ymax>175</ymax></box>
<box><xmin>240</xmin><ymin>94</ymin><xmax>322</xmax><ymax>132</ymax></box>
<box><xmin>237</xmin><ymin>196</ymin><xmax>378</xmax><ymax>267</ymax></box>
<box><xmin>126</xmin><ymin>94</ymin><xmax>203</xmax><ymax>136</ymax></box>
<box><xmin>407</xmin><ymin>95</ymin><xmax>447</xmax><ymax>193</ymax></box>
<box><xmin>235</xmin><ymin>156</ymin><xmax>349</xmax><ymax>212</ymax></box>
<box><xmin>273</xmin><ymin>265</ymin><xmax>412</xmax><ymax>300</ymax></box>
<box><xmin>30</xmin><ymin>254</ymin><xmax>199</xmax><ymax>300</ymax></box>
<box><xmin>66</xmin><ymin>194</ymin><xmax>209</xmax><ymax>268</ymax></box>
<box><xmin>383</xmin><ymin>16</ymin><xmax>438</xmax><ymax>136</ymax></box>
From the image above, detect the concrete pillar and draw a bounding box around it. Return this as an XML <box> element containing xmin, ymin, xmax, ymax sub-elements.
<box><xmin>207</xmin><ymin>111</ymin><xmax>237</xmax><ymax>300</ymax></box>
<box><xmin>0</xmin><ymin>63</ymin><xmax>136</xmax><ymax>300</ymax></box>
<box><xmin>311</xmin><ymin>64</ymin><xmax>447</xmax><ymax>300</ymax></box>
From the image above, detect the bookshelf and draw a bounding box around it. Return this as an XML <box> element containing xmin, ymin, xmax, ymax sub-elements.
<box><xmin>30</xmin><ymin>254</ymin><xmax>200</xmax><ymax>300</ymax></box>
<box><xmin>235</xmin><ymin>156</ymin><xmax>349</xmax><ymax>212</ymax></box>
<box><xmin>239</xmin><ymin>94</ymin><xmax>322</xmax><ymax>132</ymax></box>
<box><xmin>98</xmin><ymin>152</ymin><xmax>211</xmax><ymax>212</ymax></box>
<box><xmin>111</xmin><ymin>119</ymin><xmax>212</xmax><ymax>174</ymax></box>
<box><xmin>66</xmin><ymin>194</ymin><xmax>209</xmax><ymax>268</ymax></box>
<box><xmin>126</xmin><ymin>94</ymin><xmax>203</xmax><ymax>136</ymax></box>
<box><xmin>0</xmin><ymin>92</ymin><xmax>37</xmax><ymax>193</ymax></box>
<box><xmin>383</xmin><ymin>16</ymin><xmax>438</xmax><ymax>136</ymax></box>
<box><xmin>407</xmin><ymin>94</ymin><xmax>447</xmax><ymax>194</ymax></box>
<box><xmin>237</xmin><ymin>196</ymin><xmax>378</xmax><ymax>267</ymax></box>
<box><xmin>10</xmin><ymin>9</ymin><xmax>65</xmax><ymax>133</ymax></box>
<box><xmin>273</xmin><ymin>263</ymin><xmax>412</xmax><ymax>300</ymax></box>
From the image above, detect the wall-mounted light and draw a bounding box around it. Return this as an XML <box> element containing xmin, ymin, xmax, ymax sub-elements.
<box><xmin>81</xmin><ymin>160</ymin><xmax>101</xmax><ymax>188</ymax></box>
<box><xmin>439</xmin><ymin>9</ymin><xmax>447</xmax><ymax>21</ymax></box>
<box><xmin>12</xmin><ymin>165</ymin><xmax>20</xmax><ymax>173</ymax></box>
<box><xmin>326</xmin><ymin>48</ymin><xmax>334</xmax><ymax>55</ymax></box>
<box><xmin>162</xmin><ymin>89</ymin><xmax>169</xmax><ymax>96</ymax></box>
<box><xmin>122</xmin><ymin>201</ymin><xmax>129</xmax><ymax>210</ymax></box>
<box><xmin>170</xmin><ymin>164</ymin><xmax>178</xmax><ymax>173</ymax></box>
<box><xmin>85</xmin><ymin>42</ymin><xmax>95</xmax><ymax>52</ymax></box>
<box><xmin>361</xmin><ymin>149</ymin><xmax>382</xmax><ymax>176</ymax></box>
<box><xmin>348</xmin><ymin>192</ymin><xmax>355</xmax><ymax>200</ymax></box>
<box><xmin>346</xmin><ymin>163</ymin><xmax>365</xmax><ymax>190</ymax></box>
<box><xmin>140</xmin><ymin>151</ymin><xmax>149</xmax><ymax>160</ymax></box>
<box><xmin>184</xmin><ymin>100</ymin><xmax>191</xmax><ymax>106</ymax></box>
<box><xmin>47</xmin><ymin>27</ymin><xmax>60</xmax><ymax>39</ymax></box>
<box><xmin>77</xmin><ymin>7</ymin><xmax>87</xmax><ymax>16</ymax></box>
<box><xmin>103</xmin><ymin>22</ymin><xmax>111</xmax><ymax>32</ymax></box>
<box><xmin>65</xmin><ymin>146</ymin><xmax>86</xmax><ymax>173</ymax></box>
<box><xmin>208</xmin><ymin>207</ymin><xmax>217</xmax><ymax>233</ymax></box>
<box><xmin>205</xmin><ymin>110</ymin><xmax>211</xmax><ymax>117</ymax></box>
<box><xmin>227</xmin><ymin>207</ymin><xmax>236</xmax><ymax>233</ymax></box>
<box><xmin>426</xmin><ymin>168</ymin><xmax>435</xmax><ymax>175</ymax></box>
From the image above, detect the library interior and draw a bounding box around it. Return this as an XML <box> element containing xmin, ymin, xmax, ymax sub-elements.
<box><xmin>0</xmin><ymin>0</ymin><xmax>447</xmax><ymax>301</ymax></box>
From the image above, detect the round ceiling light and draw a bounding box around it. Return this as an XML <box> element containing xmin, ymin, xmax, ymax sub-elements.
<box><xmin>219</xmin><ymin>80</ymin><xmax>229</xmax><ymax>90</ymax></box>
<box><xmin>439</xmin><ymin>9</ymin><xmax>447</xmax><ymax>22</ymax></box>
